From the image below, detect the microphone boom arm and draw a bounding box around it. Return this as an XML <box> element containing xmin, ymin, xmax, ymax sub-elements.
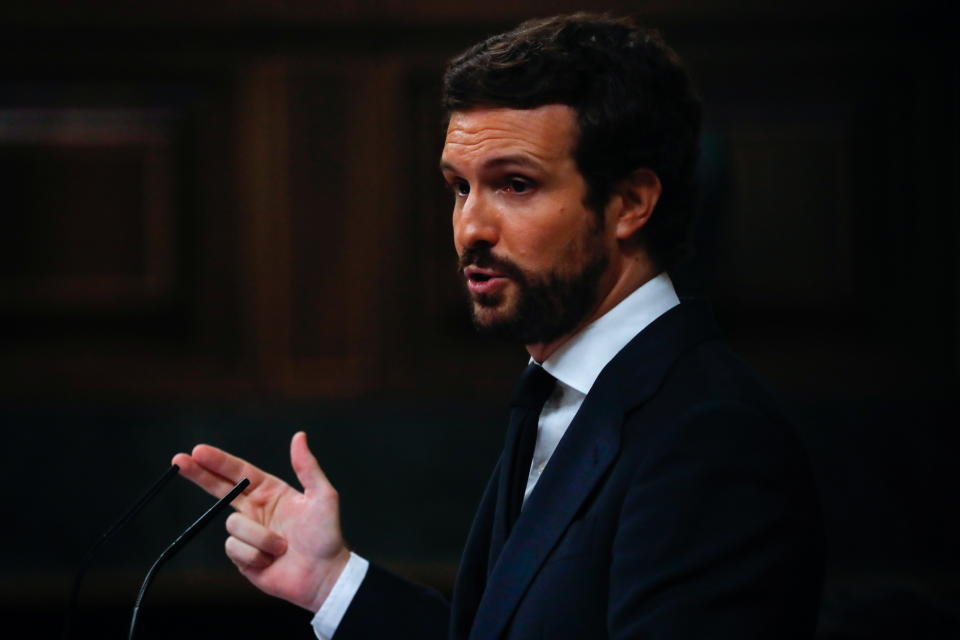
<box><xmin>63</xmin><ymin>464</ymin><xmax>181</xmax><ymax>640</ymax></box>
<box><xmin>127</xmin><ymin>478</ymin><xmax>250</xmax><ymax>640</ymax></box>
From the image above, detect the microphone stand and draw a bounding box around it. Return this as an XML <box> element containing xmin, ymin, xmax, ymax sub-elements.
<box><xmin>63</xmin><ymin>464</ymin><xmax>180</xmax><ymax>640</ymax></box>
<box><xmin>127</xmin><ymin>478</ymin><xmax>249</xmax><ymax>640</ymax></box>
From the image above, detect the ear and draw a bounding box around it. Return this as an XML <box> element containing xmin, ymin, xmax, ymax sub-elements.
<box><xmin>612</xmin><ymin>169</ymin><xmax>662</xmax><ymax>240</ymax></box>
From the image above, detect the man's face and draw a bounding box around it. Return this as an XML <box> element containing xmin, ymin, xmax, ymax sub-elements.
<box><xmin>440</xmin><ymin>105</ymin><xmax>611</xmax><ymax>345</ymax></box>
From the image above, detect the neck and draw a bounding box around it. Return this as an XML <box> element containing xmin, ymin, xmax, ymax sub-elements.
<box><xmin>525</xmin><ymin>250</ymin><xmax>659</xmax><ymax>363</ymax></box>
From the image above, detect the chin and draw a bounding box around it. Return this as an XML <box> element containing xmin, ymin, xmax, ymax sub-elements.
<box><xmin>471</xmin><ymin>305</ymin><xmax>508</xmax><ymax>328</ymax></box>
<box><xmin>470</xmin><ymin>301</ymin><xmax>518</xmax><ymax>335</ymax></box>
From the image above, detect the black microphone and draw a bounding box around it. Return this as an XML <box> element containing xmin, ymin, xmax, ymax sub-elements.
<box><xmin>63</xmin><ymin>464</ymin><xmax>181</xmax><ymax>640</ymax></box>
<box><xmin>127</xmin><ymin>477</ymin><xmax>250</xmax><ymax>640</ymax></box>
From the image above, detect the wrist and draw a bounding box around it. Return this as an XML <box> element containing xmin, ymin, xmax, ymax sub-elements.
<box><xmin>306</xmin><ymin>547</ymin><xmax>352</xmax><ymax>613</ymax></box>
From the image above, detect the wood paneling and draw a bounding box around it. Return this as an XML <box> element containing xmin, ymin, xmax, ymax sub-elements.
<box><xmin>237</xmin><ymin>59</ymin><xmax>394</xmax><ymax>395</ymax></box>
<box><xmin>0</xmin><ymin>108</ymin><xmax>175</xmax><ymax>312</ymax></box>
<box><xmin>0</xmin><ymin>69</ymin><xmax>246</xmax><ymax>396</ymax></box>
<box><xmin>0</xmin><ymin>3</ymin><xmax>954</xmax><ymax>401</ymax></box>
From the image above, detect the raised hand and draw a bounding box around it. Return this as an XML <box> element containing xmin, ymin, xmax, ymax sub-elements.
<box><xmin>172</xmin><ymin>431</ymin><xmax>350</xmax><ymax>613</ymax></box>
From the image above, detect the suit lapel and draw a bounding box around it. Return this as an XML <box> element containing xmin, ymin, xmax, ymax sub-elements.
<box><xmin>466</xmin><ymin>301</ymin><xmax>720</xmax><ymax>640</ymax></box>
<box><xmin>450</xmin><ymin>454</ymin><xmax>501</xmax><ymax>640</ymax></box>
<box><xmin>468</xmin><ymin>380</ymin><xmax>622</xmax><ymax>640</ymax></box>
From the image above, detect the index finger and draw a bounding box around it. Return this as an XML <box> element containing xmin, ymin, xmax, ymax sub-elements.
<box><xmin>172</xmin><ymin>445</ymin><xmax>276</xmax><ymax>507</ymax></box>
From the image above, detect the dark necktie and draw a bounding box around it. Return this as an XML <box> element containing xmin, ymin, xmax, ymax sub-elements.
<box><xmin>488</xmin><ymin>363</ymin><xmax>557</xmax><ymax>571</ymax></box>
<box><xmin>505</xmin><ymin>363</ymin><xmax>557</xmax><ymax>530</ymax></box>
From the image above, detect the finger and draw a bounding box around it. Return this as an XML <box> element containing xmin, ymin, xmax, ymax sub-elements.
<box><xmin>225</xmin><ymin>512</ymin><xmax>287</xmax><ymax>557</ymax></box>
<box><xmin>172</xmin><ymin>452</ymin><xmax>240</xmax><ymax>501</ymax></box>
<box><xmin>191</xmin><ymin>444</ymin><xmax>272</xmax><ymax>489</ymax></box>
<box><xmin>290</xmin><ymin>431</ymin><xmax>331</xmax><ymax>494</ymax></box>
<box><xmin>225</xmin><ymin>535</ymin><xmax>275</xmax><ymax>570</ymax></box>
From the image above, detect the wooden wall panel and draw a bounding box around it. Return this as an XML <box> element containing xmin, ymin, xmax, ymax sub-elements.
<box><xmin>280</xmin><ymin>60</ymin><xmax>387</xmax><ymax>394</ymax></box>
<box><xmin>0</xmin><ymin>108</ymin><xmax>175</xmax><ymax>312</ymax></box>
<box><xmin>720</xmin><ymin>120</ymin><xmax>856</xmax><ymax>310</ymax></box>
<box><xmin>682</xmin><ymin>33</ymin><xmax>958</xmax><ymax>396</ymax></box>
<box><xmin>0</xmin><ymin>70</ymin><xmax>248</xmax><ymax>396</ymax></box>
<box><xmin>234</xmin><ymin>59</ymin><xmax>401</xmax><ymax>396</ymax></box>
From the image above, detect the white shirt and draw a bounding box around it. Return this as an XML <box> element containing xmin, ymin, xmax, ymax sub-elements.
<box><xmin>312</xmin><ymin>273</ymin><xmax>680</xmax><ymax>639</ymax></box>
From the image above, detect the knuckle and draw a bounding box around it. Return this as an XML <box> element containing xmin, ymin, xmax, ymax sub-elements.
<box><xmin>269</xmin><ymin>535</ymin><xmax>288</xmax><ymax>555</ymax></box>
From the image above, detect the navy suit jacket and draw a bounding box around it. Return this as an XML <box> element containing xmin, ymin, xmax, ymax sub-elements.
<box><xmin>336</xmin><ymin>301</ymin><xmax>824</xmax><ymax>639</ymax></box>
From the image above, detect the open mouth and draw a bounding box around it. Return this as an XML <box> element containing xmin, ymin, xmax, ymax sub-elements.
<box><xmin>463</xmin><ymin>266</ymin><xmax>508</xmax><ymax>294</ymax></box>
<box><xmin>464</xmin><ymin>266</ymin><xmax>502</xmax><ymax>281</ymax></box>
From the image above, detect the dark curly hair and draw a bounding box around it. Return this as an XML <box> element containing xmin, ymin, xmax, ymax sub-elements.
<box><xmin>442</xmin><ymin>13</ymin><xmax>702</xmax><ymax>270</ymax></box>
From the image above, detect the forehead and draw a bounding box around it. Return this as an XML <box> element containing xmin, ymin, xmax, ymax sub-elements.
<box><xmin>441</xmin><ymin>104</ymin><xmax>578</xmax><ymax>169</ymax></box>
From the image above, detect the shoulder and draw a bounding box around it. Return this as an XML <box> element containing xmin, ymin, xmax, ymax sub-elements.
<box><xmin>618</xmin><ymin>338</ymin><xmax>813</xmax><ymax>495</ymax></box>
<box><xmin>628</xmin><ymin>337</ymin><xmax>792</xmax><ymax>434</ymax></box>
<box><xmin>604</xmin><ymin>339</ymin><xmax>824</xmax><ymax>638</ymax></box>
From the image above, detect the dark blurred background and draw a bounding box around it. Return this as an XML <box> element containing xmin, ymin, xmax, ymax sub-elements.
<box><xmin>1</xmin><ymin>1</ymin><xmax>956</xmax><ymax>638</ymax></box>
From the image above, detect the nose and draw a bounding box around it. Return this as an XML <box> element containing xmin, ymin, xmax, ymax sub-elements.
<box><xmin>453</xmin><ymin>192</ymin><xmax>500</xmax><ymax>252</ymax></box>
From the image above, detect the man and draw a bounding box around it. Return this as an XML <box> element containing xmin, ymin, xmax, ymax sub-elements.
<box><xmin>173</xmin><ymin>13</ymin><xmax>823</xmax><ymax>639</ymax></box>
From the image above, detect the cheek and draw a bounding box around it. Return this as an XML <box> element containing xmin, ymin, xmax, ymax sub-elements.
<box><xmin>512</xmin><ymin>210</ymin><xmax>594</xmax><ymax>264</ymax></box>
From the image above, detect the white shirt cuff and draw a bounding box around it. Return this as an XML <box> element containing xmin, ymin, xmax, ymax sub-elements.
<box><xmin>310</xmin><ymin>552</ymin><xmax>370</xmax><ymax>640</ymax></box>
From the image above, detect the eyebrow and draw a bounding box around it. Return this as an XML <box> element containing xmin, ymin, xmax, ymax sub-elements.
<box><xmin>439</xmin><ymin>154</ymin><xmax>543</xmax><ymax>173</ymax></box>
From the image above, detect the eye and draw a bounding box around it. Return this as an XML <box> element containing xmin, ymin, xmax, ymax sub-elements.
<box><xmin>505</xmin><ymin>177</ymin><xmax>532</xmax><ymax>194</ymax></box>
<box><xmin>451</xmin><ymin>179</ymin><xmax>470</xmax><ymax>197</ymax></box>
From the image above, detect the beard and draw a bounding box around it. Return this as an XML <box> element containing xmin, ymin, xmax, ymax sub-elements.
<box><xmin>458</xmin><ymin>234</ymin><xmax>609</xmax><ymax>345</ymax></box>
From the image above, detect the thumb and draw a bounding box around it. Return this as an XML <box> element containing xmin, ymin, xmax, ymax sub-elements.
<box><xmin>290</xmin><ymin>431</ymin><xmax>330</xmax><ymax>493</ymax></box>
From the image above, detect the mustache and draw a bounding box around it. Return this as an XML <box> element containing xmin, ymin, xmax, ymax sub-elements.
<box><xmin>458</xmin><ymin>246</ymin><xmax>526</xmax><ymax>281</ymax></box>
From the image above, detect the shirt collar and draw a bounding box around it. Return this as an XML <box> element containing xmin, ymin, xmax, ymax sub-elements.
<box><xmin>537</xmin><ymin>272</ymin><xmax>680</xmax><ymax>395</ymax></box>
